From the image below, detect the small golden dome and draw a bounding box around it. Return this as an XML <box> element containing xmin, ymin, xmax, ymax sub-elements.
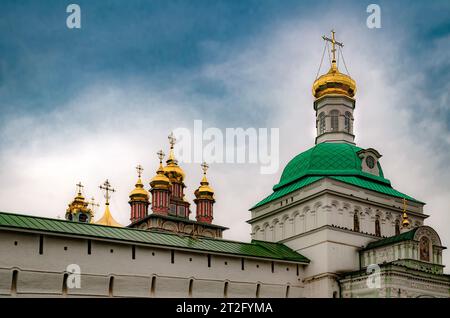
<box><xmin>95</xmin><ymin>204</ymin><xmax>122</xmax><ymax>227</ymax></box>
<box><xmin>150</xmin><ymin>163</ymin><xmax>171</xmax><ymax>189</ymax></box>
<box><xmin>129</xmin><ymin>177</ymin><xmax>149</xmax><ymax>198</ymax></box>
<box><xmin>66</xmin><ymin>184</ymin><xmax>93</xmax><ymax>221</ymax></box>
<box><xmin>194</xmin><ymin>162</ymin><xmax>215</xmax><ymax>201</ymax></box>
<box><xmin>163</xmin><ymin>134</ymin><xmax>186</xmax><ymax>183</ymax></box>
<box><xmin>312</xmin><ymin>62</ymin><xmax>356</xmax><ymax>99</ymax></box>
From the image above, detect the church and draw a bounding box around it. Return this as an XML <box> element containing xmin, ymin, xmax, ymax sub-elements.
<box><xmin>0</xmin><ymin>32</ymin><xmax>449</xmax><ymax>298</ymax></box>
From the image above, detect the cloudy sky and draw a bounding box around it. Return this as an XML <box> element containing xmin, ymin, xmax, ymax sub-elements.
<box><xmin>0</xmin><ymin>1</ymin><xmax>449</xmax><ymax>267</ymax></box>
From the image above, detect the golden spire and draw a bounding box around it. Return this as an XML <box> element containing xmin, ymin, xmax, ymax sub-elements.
<box><xmin>402</xmin><ymin>198</ymin><xmax>410</xmax><ymax>229</ymax></box>
<box><xmin>312</xmin><ymin>30</ymin><xmax>356</xmax><ymax>99</ymax></box>
<box><xmin>96</xmin><ymin>179</ymin><xmax>122</xmax><ymax>227</ymax></box>
<box><xmin>129</xmin><ymin>164</ymin><xmax>149</xmax><ymax>199</ymax></box>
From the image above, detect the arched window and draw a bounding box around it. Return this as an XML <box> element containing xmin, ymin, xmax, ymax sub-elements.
<box><xmin>344</xmin><ymin>112</ymin><xmax>352</xmax><ymax>133</ymax></box>
<box><xmin>318</xmin><ymin>112</ymin><xmax>326</xmax><ymax>134</ymax></box>
<box><xmin>419</xmin><ymin>236</ymin><xmax>430</xmax><ymax>262</ymax></box>
<box><xmin>353</xmin><ymin>212</ymin><xmax>360</xmax><ymax>232</ymax></box>
<box><xmin>330</xmin><ymin>110</ymin><xmax>339</xmax><ymax>131</ymax></box>
<box><xmin>375</xmin><ymin>216</ymin><xmax>381</xmax><ymax>237</ymax></box>
<box><xmin>395</xmin><ymin>220</ymin><xmax>400</xmax><ymax>235</ymax></box>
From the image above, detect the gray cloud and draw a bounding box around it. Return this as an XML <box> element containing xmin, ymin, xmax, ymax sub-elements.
<box><xmin>0</xmin><ymin>10</ymin><xmax>449</xmax><ymax>272</ymax></box>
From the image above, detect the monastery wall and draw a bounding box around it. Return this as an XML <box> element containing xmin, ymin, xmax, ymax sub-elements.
<box><xmin>0</xmin><ymin>230</ymin><xmax>306</xmax><ymax>298</ymax></box>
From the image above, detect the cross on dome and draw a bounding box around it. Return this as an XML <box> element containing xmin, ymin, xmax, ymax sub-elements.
<box><xmin>168</xmin><ymin>132</ymin><xmax>176</xmax><ymax>149</ymax></box>
<box><xmin>201</xmin><ymin>162</ymin><xmax>209</xmax><ymax>175</ymax></box>
<box><xmin>99</xmin><ymin>179</ymin><xmax>115</xmax><ymax>205</ymax></box>
<box><xmin>76</xmin><ymin>182</ymin><xmax>84</xmax><ymax>195</ymax></box>
<box><xmin>157</xmin><ymin>150</ymin><xmax>165</xmax><ymax>163</ymax></box>
<box><xmin>136</xmin><ymin>164</ymin><xmax>144</xmax><ymax>178</ymax></box>
<box><xmin>322</xmin><ymin>29</ymin><xmax>343</xmax><ymax>63</ymax></box>
<box><xmin>88</xmin><ymin>197</ymin><xmax>100</xmax><ymax>210</ymax></box>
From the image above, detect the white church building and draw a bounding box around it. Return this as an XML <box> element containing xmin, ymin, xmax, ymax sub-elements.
<box><xmin>0</xmin><ymin>32</ymin><xmax>449</xmax><ymax>298</ymax></box>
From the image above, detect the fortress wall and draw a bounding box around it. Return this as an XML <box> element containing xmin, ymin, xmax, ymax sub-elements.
<box><xmin>0</xmin><ymin>230</ymin><xmax>305</xmax><ymax>298</ymax></box>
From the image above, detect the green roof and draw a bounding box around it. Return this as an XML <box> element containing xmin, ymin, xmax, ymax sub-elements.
<box><xmin>251</xmin><ymin>143</ymin><xmax>423</xmax><ymax>209</ymax></box>
<box><xmin>364</xmin><ymin>228</ymin><xmax>418</xmax><ymax>250</ymax></box>
<box><xmin>0</xmin><ymin>211</ymin><xmax>309</xmax><ymax>263</ymax></box>
<box><xmin>274</xmin><ymin>143</ymin><xmax>389</xmax><ymax>190</ymax></box>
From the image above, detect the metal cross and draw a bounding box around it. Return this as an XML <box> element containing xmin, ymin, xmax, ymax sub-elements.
<box><xmin>136</xmin><ymin>164</ymin><xmax>144</xmax><ymax>178</ymax></box>
<box><xmin>201</xmin><ymin>162</ymin><xmax>209</xmax><ymax>175</ymax></box>
<box><xmin>322</xmin><ymin>30</ymin><xmax>343</xmax><ymax>63</ymax></box>
<box><xmin>157</xmin><ymin>150</ymin><xmax>165</xmax><ymax>163</ymax></box>
<box><xmin>76</xmin><ymin>182</ymin><xmax>84</xmax><ymax>195</ymax></box>
<box><xmin>88</xmin><ymin>197</ymin><xmax>100</xmax><ymax>212</ymax></box>
<box><xmin>99</xmin><ymin>179</ymin><xmax>115</xmax><ymax>204</ymax></box>
<box><xmin>168</xmin><ymin>132</ymin><xmax>177</xmax><ymax>148</ymax></box>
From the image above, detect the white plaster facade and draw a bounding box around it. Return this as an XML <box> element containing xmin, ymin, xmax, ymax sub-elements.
<box><xmin>0</xmin><ymin>229</ymin><xmax>306</xmax><ymax>297</ymax></box>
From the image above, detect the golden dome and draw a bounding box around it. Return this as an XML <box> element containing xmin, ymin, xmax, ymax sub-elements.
<box><xmin>95</xmin><ymin>204</ymin><xmax>122</xmax><ymax>227</ymax></box>
<box><xmin>194</xmin><ymin>163</ymin><xmax>215</xmax><ymax>201</ymax></box>
<box><xmin>65</xmin><ymin>185</ymin><xmax>93</xmax><ymax>221</ymax></box>
<box><xmin>150</xmin><ymin>162</ymin><xmax>171</xmax><ymax>190</ymax></box>
<box><xmin>129</xmin><ymin>177</ymin><xmax>149</xmax><ymax>199</ymax></box>
<box><xmin>312</xmin><ymin>62</ymin><xmax>356</xmax><ymax>99</ymax></box>
<box><xmin>163</xmin><ymin>136</ymin><xmax>186</xmax><ymax>183</ymax></box>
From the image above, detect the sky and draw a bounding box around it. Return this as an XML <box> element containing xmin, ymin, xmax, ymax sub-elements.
<box><xmin>0</xmin><ymin>1</ymin><xmax>449</xmax><ymax>268</ymax></box>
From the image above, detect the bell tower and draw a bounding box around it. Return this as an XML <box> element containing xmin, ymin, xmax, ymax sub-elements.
<box><xmin>312</xmin><ymin>30</ymin><xmax>357</xmax><ymax>145</ymax></box>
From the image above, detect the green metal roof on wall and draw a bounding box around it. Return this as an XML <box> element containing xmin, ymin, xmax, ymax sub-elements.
<box><xmin>0</xmin><ymin>211</ymin><xmax>309</xmax><ymax>263</ymax></box>
<box><xmin>363</xmin><ymin>228</ymin><xmax>418</xmax><ymax>250</ymax></box>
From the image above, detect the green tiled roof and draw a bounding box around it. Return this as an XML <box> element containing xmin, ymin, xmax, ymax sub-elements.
<box><xmin>0</xmin><ymin>211</ymin><xmax>309</xmax><ymax>263</ymax></box>
<box><xmin>252</xmin><ymin>176</ymin><xmax>324</xmax><ymax>209</ymax></box>
<box><xmin>364</xmin><ymin>228</ymin><xmax>418</xmax><ymax>250</ymax></box>
<box><xmin>329</xmin><ymin>176</ymin><xmax>422</xmax><ymax>203</ymax></box>
<box><xmin>251</xmin><ymin>143</ymin><xmax>422</xmax><ymax>209</ymax></box>
<box><xmin>274</xmin><ymin>143</ymin><xmax>389</xmax><ymax>190</ymax></box>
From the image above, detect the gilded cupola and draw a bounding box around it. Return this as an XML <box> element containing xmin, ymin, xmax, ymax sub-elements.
<box><xmin>129</xmin><ymin>164</ymin><xmax>150</xmax><ymax>201</ymax></box>
<box><xmin>163</xmin><ymin>132</ymin><xmax>186</xmax><ymax>183</ymax></box>
<box><xmin>312</xmin><ymin>31</ymin><xmax>356</xmax><ymax>99</ymax></box>
<box><xmin>65</xmin><ymin>182</ymin><xmax>94</xmax><ymax>223</ymax></box>
<box><xmin>150</xmin><ymin>150</ymin><xmax>171</xmax><ymax>190</ymax></box>
<box><xmin>194</xmin><ymin>162</ymin><xmax>215</xmax><ymax>201</ymax></box>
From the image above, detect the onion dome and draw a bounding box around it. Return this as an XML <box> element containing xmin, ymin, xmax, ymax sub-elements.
<box><xmin>65</xmin><ymin>182</ymin><xmax>93</xmax><ymax>223</ymax></box>
<box><xmin>312</xmin><ymin>30</ymin><xmax>356</xmax><ymax>99</ymax></box>
<box><xmin>150</xmin><ymin>150</ymin><xmax>171</xmax><ymax>190</ymax></box>
<box><xmin>194</xmin><ymin>162</ymin><xmax>215</xmax><ymax>201</ymax></box>
<box><xmin>312</xmin><ymin>61</ymin><xmax>356</xmax><ymax>99</ymax></box>
<box><xmin>164</xmin><ymin>132</ymin><xmax>186</xmax><ymax>183</ymax></box>
<box><xmin>129</xmin><ymin>165</ymin><xmax>149</xmax><ymax>201</ymax></box>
